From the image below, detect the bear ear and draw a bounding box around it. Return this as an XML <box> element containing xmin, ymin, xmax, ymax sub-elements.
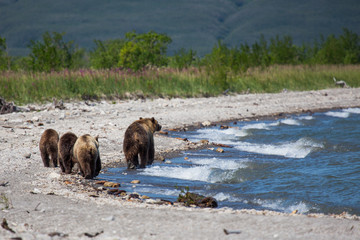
<box><xmin>151</xmin><ymin>117</ymin><xmax>155</xmax><ymax>122</ymax></box>
<box><xmin>95</xmin><ymin>135</ymin><xmax>99</xmax><ymax>142</ymax></box>
<box><xmin>139</xmin><ymin>117</ymin><xmax>143</xmax><ymax>120</ymax></box>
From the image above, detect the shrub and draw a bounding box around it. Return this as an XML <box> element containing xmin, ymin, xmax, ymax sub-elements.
<box><xmin>269</xmin><ymin>35</ymin><xmax>298</xmax><ymax>64</ymax></box>
<box><xmin>118</xmin><ymin>31</ymin><xmax>172</xmax><ymax>70</ymax></box>
<box><xmin>27</xmin><ymin>31</ymin><xmax>81</xmax><ymax>72</ymax></box>
<box><xmin>170</xmin><ymin>48</ymin><xmax>197</xmax><ymax>69</ymax></box>
<box><xmin>90</xmin><ymin>39</ymin><xmax>125</xmax><ymax>69</ymax></box>
<box><xmin>0</xmin><ymin>36</ymin><xmax>10</xmax><ymax>71</ymax></box>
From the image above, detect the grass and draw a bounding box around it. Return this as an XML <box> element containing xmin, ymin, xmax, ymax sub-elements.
<box><xmin>1</xmin><ymin>65</ymin><xmax>359</xmax><ymax>105</ymax></box>
<box><xmin>0</xmin><ymin>193</ymin><xmax>11</xmax><ymax>210</ymax></box>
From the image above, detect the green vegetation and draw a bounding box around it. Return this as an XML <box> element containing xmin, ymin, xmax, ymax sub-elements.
<box><xmin>2</xmin><ymin>28</ymin><xmax>360</xmax><ymax>72</ymax></box>
<box><xmin>27</xmin><ymin>31</ymin><xmax>84</xmax><ymax>72</ymax></box>
<box><xmin>91</xmin><ymin>31</ymin><xmax>172</xmax><ymax>71</ymax></box>
<box><xmin>0</xmin><ymin>29</ymin><xmax>360</xmax><ymax>105</ymax></box>
<box><xmin>0</xmin><ymin>36</ymin><xmax>10</xmax><ymax>71</ymax></box>
<box><xmin>177</xmin><ymin>186</ymin><xmax>218</xmax><ymax>208</ymax></box>
<box><xmin>0</xmin><ymin>193</ymin><xmax>11</xmax><ymax>210</ymax></box>
<box><xmin>1</xmin><ymin>65</ymin><xmax>359</xmax><ymax>105</ymax></box>
<box><xmin>90</xmin><ymin>39</ymin><xmax>125</xmax><ymax>69</ymax></box>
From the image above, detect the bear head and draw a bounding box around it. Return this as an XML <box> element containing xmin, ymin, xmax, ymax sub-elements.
<box><xmin>138</xmin><ymin>117</ymin><xmax>162</xmax><ymax>133</ymax></box>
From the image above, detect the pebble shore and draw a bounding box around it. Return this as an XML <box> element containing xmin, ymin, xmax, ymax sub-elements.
<box><xmin>1</xmin><ymin>88</ymin><xmax>360</xmax><ymax>239</ymax></box>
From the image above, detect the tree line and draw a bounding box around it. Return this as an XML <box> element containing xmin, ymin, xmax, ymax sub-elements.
<box><xmin>0</xmin><ymin>28</ymin><xmax>359</xmax><ymax>72</ymax></box>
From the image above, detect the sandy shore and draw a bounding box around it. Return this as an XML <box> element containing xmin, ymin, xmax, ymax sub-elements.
<box><xmin>1</xmin><ymin>88</ymin><xmax>360</xmax><ymax>240</ymax></box>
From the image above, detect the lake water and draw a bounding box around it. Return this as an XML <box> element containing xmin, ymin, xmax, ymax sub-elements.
<box><xmin>101</xmin><ymin>108</ymin><xmax>360</xmax><ymax>215</ymax></box>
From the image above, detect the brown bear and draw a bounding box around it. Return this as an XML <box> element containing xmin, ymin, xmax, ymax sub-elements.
<box><xmin>39</xmin><ymin>129</ymin><xmax>59</xmax><ymax>167</ymax></box>
<box><xmin>123</xmin><ymin>117</ymin><xmax>162</xmax><ymax>169</ymax></box>
<box><xmin>58</xmin><ymin>132</ymin><xmax>78</xmax><ymax>174</ymax></box>
<box><xmin>73</xmin><ymin>134</ymin><xmax>101</xmax><ymax>179</ymax></box>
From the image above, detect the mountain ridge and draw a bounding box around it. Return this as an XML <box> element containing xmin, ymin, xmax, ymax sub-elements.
<box><xmin>1</xmin><ymin>0</ymin><xmax>359</xmax><ymax>56</ymax></box>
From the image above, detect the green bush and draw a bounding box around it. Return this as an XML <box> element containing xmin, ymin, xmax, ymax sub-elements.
<box><xmin>119</xmin><ymin>41</ymin><xmax>144</xmax><ymax>70</ymax></box>
<box><xmin>118</xmin><ymin>31</ymin><xmax>172</xmax><ymax>70</ymax></box>
<box><xmin>90</xmin><ymin>31</ymin><xmax>172</xmax><ymax>71</ymax></box>
<box><xmin>170</xmin><ymin>48</ymin><xmax>197</xmax><ymax>69</ymax></box>
<box><xmin>27</xmin><ymin>31</ymin><xmax>81</xmax><ymax>72</ymax></box>
<box><xmin>90</xmin><ymin>39</ymin><xmax>125</xmax><ymax>69</ymax></box>
<box><xmin>0</xmin><ymin>36</ymin><xmax>10</xmax><ymax>71</ymax></box>
<box><xmin>313</xmin><ymin>28</ymin><xmax>360</xmax><ymax>64</ymax></box>
<box><xmin>269</xmin><ymin>35</ymin><xmax>298</xmax><ymax>64</ymax></box>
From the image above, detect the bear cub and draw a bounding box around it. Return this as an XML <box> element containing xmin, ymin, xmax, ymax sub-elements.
<box><xmin>73</xmin><ymin>134</ymin><xmax>101</xmax><ymax>179</ymax></box>
<box><xmin>39</xmin><ymin>129</ymin><xmax>59</xmax><ymax>167</ymax></box>
<box><xmin>58</xmin><ymin>132</ymin><xmax>78</xmax><ymax>174</ymax></box>
<box><xmin>123</xmin><ymin>117</ymin><xmax>162</xmax><ymax>169</ymax></box>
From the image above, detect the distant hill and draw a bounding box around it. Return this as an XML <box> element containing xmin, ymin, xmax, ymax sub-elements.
<box><xmin>1</xmin><ymin>0</ymin><xmax>360</xmax><ymax>56</ymax></box>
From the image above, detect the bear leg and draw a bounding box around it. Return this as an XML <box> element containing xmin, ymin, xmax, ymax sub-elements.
<box><xmin>148</xmin><ymin>141</ymin><xmax>155</xmax><ymax>166</ymax></box>
<box><xmin>64</xmin><ymin>158</ymin><xmax>73</xmax><ymax>174</ymax></box>
<box><xmin>127</xmin><ymin>154</ymin><xmax>139</xmax><ymax>169</ymax></box>
<box><xmin>77</xmin><ymin>161</ymin><xmax>85</xmax><ymax>177</ymax></box>
<box><xmin>59</xmin><ymin>156</ymin><xmax>65</xmax><ymax>172</ymax></box>
<box><xmin>95</xmin><ymin>155</ymin><xmax>101</xmax><ymax>177</ymax></box>
<box><xmin>41</xmin><ymin>151</ymin><xmax>50</xmax><ymax>167</ymax></box>
<box><xmin>50</xmin><ymin>151</ymin><xmax>58</xmax><ymax>168</ymax></box>
<box><xmin>82</xmin><ymin>153</ymin><xmax>95</xmax><ymax>179</ymax></box>
<box><xmin>64</xmin><ymin>153</ymin><xmax>75</xmax><ymax>174</ymax></box>
<box><xmin>139</xmin><ymin>149</ymin><xmax>149</xmax><ymax>168</ymax></box>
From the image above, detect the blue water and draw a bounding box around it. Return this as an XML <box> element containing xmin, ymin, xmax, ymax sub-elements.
<box><xmin>101</xmin><ymin>108</ymin><xmax>360</xmax><ymax>215</ymax></box>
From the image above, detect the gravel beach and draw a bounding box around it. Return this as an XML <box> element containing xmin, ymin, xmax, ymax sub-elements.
<box><xmin>1</xmin><ymin>88</ymin><xmax>360</xmax><ymax>240</ymax></box>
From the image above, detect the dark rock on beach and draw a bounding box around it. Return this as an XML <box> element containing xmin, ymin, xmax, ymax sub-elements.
<box><xmin>177</xmin><ymin>191</ymin><xmax>218</xmax><ymax>208</ymax></box>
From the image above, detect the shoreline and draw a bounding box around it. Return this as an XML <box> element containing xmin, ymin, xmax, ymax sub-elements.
<box><xmin>1</xmin><ymin>88</ymin><xmax>360</xmax><ymax>239</ymax></box>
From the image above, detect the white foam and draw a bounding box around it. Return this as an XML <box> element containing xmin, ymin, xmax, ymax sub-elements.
<box><xmin>286</xmin><ymin>202</ymin><xmax>312</xmax><ymax>214</ymax></box>
<box><xmin>213</xmin><ymin>192</ymin><xmax>247</xmax><ymax>203</ymax></box>
<box><xmin>242</xmin><ymin>122</ymin><xmax>276</xmax><ymax>130</ymax></box>
<box><xmin>140</xmin><ymin>160</ymin><xmax>246</xmax><ymax>183</ymax></box>
<box><xmin>189</xmin><ymin>157</ymin><xmax>248</xmax><ymax>170</ymax></box>
<box><xmin>280</xmin><ymin>119</ymin><xmax>301</xmax><ymax>126</ymax></box>
<box><xmin>213</xmin><ymin>192</ymin><xmax>231</xmax><ymax>201</ymax></box>
<box><xmin>222</xmin><ymin>127</ymin><xmax>248</xmax><ymax>137</ymax></box>
<box><xmin>234</xmin><ymin>138</ymin><xmax>323</xmax><ymax>158</ymax></box>
<box><xmin>136</xmin><ymin>187</ymin><xmax>180</xmax><ymax>197</ymax></box>
<box><xmin>325</xmin><ymin>111</ymin><xmax>350</xmax><ymax>118</ymax></box>
<box><xmin>194</xmin><ymin>128</ymin><xmax>247</xmax><ymax>142</ymax></box>
<box><xmin>298</xmin><ymin>115</ymin><xmax>314</xmax><ymax>120</ymax></box>
<box><xmin>344</xmin><ymin>108</ymin><xmax>360</xmax><ymax>114</ymax></box>
<box><xmin>251</xmin><ymin>199</ymin><xmax>311</xmax><ymax>214</ymax></box>
<box><xmin>193</xmin><ymin>121</ymin><xmax>282</xmax><ymax>143</ymax></box>
<box><xmin>140</xmin><ymin>165</ymin><xmax>212</xmax><ymax>182</ymax></box>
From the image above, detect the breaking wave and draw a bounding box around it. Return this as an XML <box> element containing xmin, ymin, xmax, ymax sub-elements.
<box><xmin>234</xmin><ymin>138</ymin><xmax>323</xmax><ymax>158</ymax></box>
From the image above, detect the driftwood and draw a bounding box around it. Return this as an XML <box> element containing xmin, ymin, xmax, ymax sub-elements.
<box><xmin>0</xmin><ymin>97</ymin><xmax>17</xmax><ymax>114</ymax></box>
<box><xmin>333</xmin><ymin>77</ymin><xmax>349</xmax><ymax>88</ymax></box>
<box><xmin>1</xmin><ymin>218</ymin><xmax>15</xmax><ymax>233</ymax></box>
<box><xmin>212</xmin><ymin>142</ymin><xmax>233</xmax><ymax>148</ymax></box>
<box><xmin>52</xmin><ymin>98</ymin><xmax>66</xmax><ymax>110</ymax></box>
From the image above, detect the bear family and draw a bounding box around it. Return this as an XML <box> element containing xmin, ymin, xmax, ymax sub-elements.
<box><xmin>39</xmin><ymin>129</ymin><xmax>59</xmax><ymax>167</ymax></box>
<box><xmin>40</xmin><ymin>117</ymin><xmax>160</xmax><ymax>177</ymax></box>
<box><xmin>58</xmin><ymin>132</ymin><xmax>78</xmax><ymax>174</ymax></box>
<box><xmin>73</xmin><ymin>134</ymin><xmax>101</xmax><ymax>179</ymax></box>
<box><xmin>123</xmin><ymin>117</ymin><xmax>162</xmax><ymax>169</ymax></box>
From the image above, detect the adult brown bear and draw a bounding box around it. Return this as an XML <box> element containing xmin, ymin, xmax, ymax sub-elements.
<box><xmin>123</xmin><ymin>117</ymin><xmax>161</xmax><ymax>169</ymax></box>
<box><xmin>58</xmin><ymin>132</ymin><xmax>78</xmax><ymax>174</ymax></box>
<box><xmin>73</xmin><ymin>134</ymin><xmax>101</xmax><ymax>179</ymax></box>
<box><xmin>39</xmin><ymin>129</ymin><xmax>59</xmax><ymax>167</ymax></box>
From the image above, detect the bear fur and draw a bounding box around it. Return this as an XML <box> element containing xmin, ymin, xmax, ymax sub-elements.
<box><xmin>58</xmin><ymin>132</ymin><xmax>78</xmax><ymax>174</ymax></box>
<box><xmin>39</xmin><ymin>129</ymin><xmax>59</xmax><ymax>167</ymax></box>
<box><xmin>123</xmin><ymin>117</ymin><xmax>162</xmax><ymax>169</ymax></box>
<box><xmin>73</xmin><ymin>134</ymin><xmax>101</xmax><ymax>179</ymax></box>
